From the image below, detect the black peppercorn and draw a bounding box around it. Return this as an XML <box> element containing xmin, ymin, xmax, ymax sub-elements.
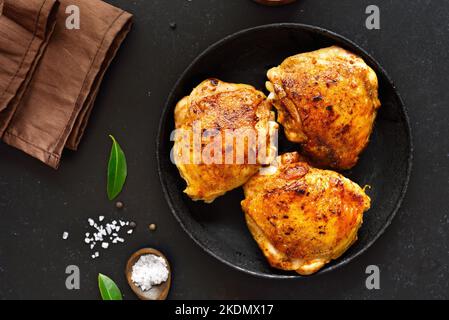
<box><xmin>115</xmin><ymin>201</ymin><xmax>124</xmax><ymax>209</ymax></box>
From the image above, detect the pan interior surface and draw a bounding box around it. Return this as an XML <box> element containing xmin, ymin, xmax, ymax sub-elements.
<box><xmin>157</xmin><ymin>24</ymin><xmax>412</xmax><ymax>279</ymax></box>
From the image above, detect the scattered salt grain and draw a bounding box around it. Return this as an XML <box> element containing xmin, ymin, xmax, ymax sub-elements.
<box><xmin>62</xmin><ymin>232</ymin><xmax>69</xmax><ymax>240</ymax></box>
<box><xmin>131</xmin><ymin>254</ymin><xmax>169</xmax><ymax>291</ymax></box>
<box><xmin>82</xmin><ymin>216</ymin><xmax>134</xmax><ymax>259</ymax></box>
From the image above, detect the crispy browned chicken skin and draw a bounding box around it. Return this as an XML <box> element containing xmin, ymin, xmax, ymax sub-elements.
<box><xmin>242</xmin><ymin>152</ymin><xmax>370</xmax><ymax>275</ymax></box>
<box><xmin>267</xmin><ymin>46</ymin><xmax>381</xmax><ymax>169</ymax></box>
<box><xmin>173</xmin><ymin>79</ymin><xmax>276</xmax><ymax>203</ymax></box>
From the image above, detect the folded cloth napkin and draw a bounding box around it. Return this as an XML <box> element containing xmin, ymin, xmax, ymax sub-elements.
<box><xmin>0</xmin><ymin>0</ymin><xmax>132</xmax><ymax>168</ymax></box>
<box><xmin>0</xmin><ymin>0</ymin><xmax>59</xmax><ymax>132</ymax></box>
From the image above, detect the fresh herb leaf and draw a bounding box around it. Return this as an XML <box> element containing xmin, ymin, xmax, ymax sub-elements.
<box><xmin>107</xmin><ymin>135</ymin><xmax>127</xmax><ymax>200</ymax></box>
<box><xmin>98</xmin><ymin>273</ymin><xmax>123</xmax><ymax>300</ymax></box>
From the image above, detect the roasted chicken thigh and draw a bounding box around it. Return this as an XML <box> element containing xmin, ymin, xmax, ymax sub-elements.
<box><xmin>173</xmin><ymin>79</ymin><xmax>277</xmax><ymax>203</ymax></box>
<box><xmin>242</xmin><ymin>152</ymin><xmax>370</xmax><ymax>275</ymax></box>
<box><xmin>266</xmin><ymin>46</ymin><xmax>381</xmax><ymax>169</ymax></box>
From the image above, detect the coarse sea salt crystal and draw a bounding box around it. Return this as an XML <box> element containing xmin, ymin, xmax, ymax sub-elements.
<box><xmin>83</xmin><ymin>216</ymin><xmax>134</xmax><ymax>258</ymax></box>
<box><xmin>62</xmin><ymin>232</ymin><xmax>69</xmax><ymax>240</ymax></box>
<box><xmin>131</xmin><ymin>254</ymin><xmax>169</xmax><ymax>291</ymax></box>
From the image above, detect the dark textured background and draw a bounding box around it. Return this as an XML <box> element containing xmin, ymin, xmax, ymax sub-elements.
<box><xmin>0</xmin><ymin>0</ymin><xmax>447</xmax><ymax>300</ymax></box>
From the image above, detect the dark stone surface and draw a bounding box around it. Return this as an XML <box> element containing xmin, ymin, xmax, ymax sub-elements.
<box><xmin>0</xmin><ymin>0</ymin><xmax>447</xmax><ymax>299</ymax></box>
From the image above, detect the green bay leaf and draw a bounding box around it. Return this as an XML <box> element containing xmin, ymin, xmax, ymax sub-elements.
<box><xmin>98</xmin><ymin>273</ymin><xmax>123</xmax><ymax>300</ymax></box>
<box><xmin>107</xmin><ymin>135</ymin><xmax>127</xmax><ymax>200</ymax></box>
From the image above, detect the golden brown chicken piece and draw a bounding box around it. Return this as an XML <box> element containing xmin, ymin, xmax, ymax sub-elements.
<box><xmin>241</xmin><ymin>152</ymin><xmax>370</xmax><ymax>275</ymax></box>
<box><xmin>266</xmin><ymin>46</ymin><xmax>381</xmax><ymax>169</ymax></box>
<box><xmin>173</xmin><ymin>79</ymin><xmax>277</xmax><ymax>203</ymax></box>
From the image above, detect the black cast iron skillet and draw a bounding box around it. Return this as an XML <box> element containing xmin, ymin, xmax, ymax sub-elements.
<box><xmin>157</xmin><ymin>24</ymin><xmax>413</xmax><ymax>279</ymax></box>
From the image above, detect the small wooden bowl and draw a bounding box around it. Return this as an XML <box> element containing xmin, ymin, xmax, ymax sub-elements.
<box><xmin>125</xmin><ymin>248</ymin><xmax>171</xmax><ymax>300</ymax></box>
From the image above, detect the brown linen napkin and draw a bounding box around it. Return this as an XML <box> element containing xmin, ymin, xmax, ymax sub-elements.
<box><xmin>1</xmin><ymin>0</ymin><xmax>132</xmax><ymax>169</ymax></box>
<box><xmin>0</xmin><ymin>0</ymin><xmax>59</xmax><ymax>132</ymax></box>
